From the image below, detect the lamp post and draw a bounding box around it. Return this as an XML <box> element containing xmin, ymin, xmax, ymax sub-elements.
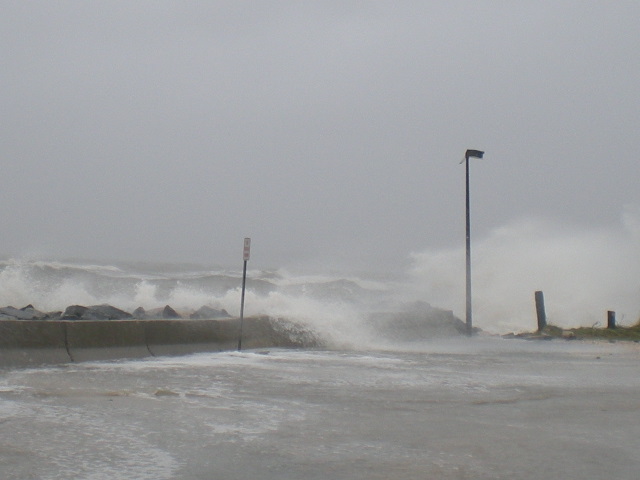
<box><xmin>464</xmin><ymin>149</ymin><xmax>484</xmax><ymax>335</ymax></box>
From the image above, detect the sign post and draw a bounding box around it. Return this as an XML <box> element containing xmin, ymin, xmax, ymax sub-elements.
<box><xmin>237</xmin><ymin>237</ymin><xmax>250</xmax><ymax>351</ymax></box>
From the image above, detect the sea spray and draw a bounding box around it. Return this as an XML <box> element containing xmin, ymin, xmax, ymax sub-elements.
<box><xmin>408</xmin><ymin>212</ymin><xmax>640</xmax><ymax>332</ymax></box>
<box><xmin>0</xmin><ymin>259</ymin><xmax>398</xmax><ymax>348</ymax></box>
<box><xmin>4</xmin><ymin>211</ymin><xmax>637</xmax><ymax>341</ymax></box>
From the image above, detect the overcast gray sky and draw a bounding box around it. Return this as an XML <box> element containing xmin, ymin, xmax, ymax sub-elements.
<box><xmin>2</xmin><ymin>1</ymin><xmax>639</xmax><ymax>272</ymax></box>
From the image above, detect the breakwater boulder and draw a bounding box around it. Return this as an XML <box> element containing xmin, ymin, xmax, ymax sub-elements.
<box><xmin>0</xmin><ymin>304</ymin><xmax>235</xmax><ymax>321</ymax></box>
<box><xmin>0</xmin><ymin>305</ymin><xmax>49</xmax><ymax>320</ymax></box>
<box><xmin>190</xmin><ymin>306</ymin><xmax>231</xmax><ymax>319</ymax></box>
<box><xmin>132</xmin><ymin>306</ymin><xmax>147</xmax><ymax>319</ymax></box>
<box><xmin>144</xmin><ymin>305</ymin><xmax>183</xmax><ymax>319</ymax></box>
<box><xmin>368</xmin><ymin>301</ymin><xmax>468</xmax><ymax>340</ymax></box>
<box><xmin>162</xmin><ymin>305</ymin><xmax>181</xmax><ymax>319</ymax></box>
<box><xmin>61</xmin><ymin>304</ymin><xmax>133</xmax><ymax>320</ymax></box>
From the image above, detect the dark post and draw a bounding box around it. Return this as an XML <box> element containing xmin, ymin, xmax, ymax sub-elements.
<box><xmin>607</xmin><ymin>310</ymin><xmax>616</xmax><ymax>329</ymax></box>
<box><xmin>465</xmin><ymin>156</ymin><xmax>472</xmax><ymax>336</ymax></box>
<box><xmin>535</xmin><ymin>290</ymin><xmax>547</xmax><ymax>332</ymax></box>
<box><xmin>237</xmin><ymin>237</ymin><xmax>251</xmax><ymax>351</ymax></box>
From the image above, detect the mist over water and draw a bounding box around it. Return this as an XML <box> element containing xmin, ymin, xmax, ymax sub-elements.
<box><xmin>410</xmin><ymin>208</ymin><xmax>640</xmax><ymax>332</ymax></box>
<box><xmin>0</xmin><ymin>210</ymin><xmax>638</xmax><ymax>337</ymax></box>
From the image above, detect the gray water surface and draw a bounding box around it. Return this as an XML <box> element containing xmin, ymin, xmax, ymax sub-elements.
<box><xmin>1</xmin><ymin>338</ymin><xmax>639</xmax><ymax>479</ymax></box>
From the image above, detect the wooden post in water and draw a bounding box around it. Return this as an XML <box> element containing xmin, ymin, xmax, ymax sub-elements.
<box><xmin>607</xmin><ymin>310</ymin><xmax>616</xmax><ymax>329</ymax></box>
<box><xmin>535</xmin><ymin>291</ymin><xmax>547</xmax><ymax>332</ymax></box>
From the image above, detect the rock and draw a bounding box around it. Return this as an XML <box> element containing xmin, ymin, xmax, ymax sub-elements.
<box><xmin>162</xmin><ymin>305</ymin><xmax>181</xmax><ymax>319</ymax></box>
<box><xmin>145</xmin><ymin>306</ymin><xmax>183</xmax><ymax>319</ymax></box>
<box><xmin>190</xmin><ymin>306</ymin><xmax>231</xmax><ymax>319</ymax></box>
<box><xmin>0</xmin><ymin>305</ymin><xmax>50</xmax><ymax>320</ymax></box>
<box><xmin>368</xmin><ymin>301</ymin><xmax>469</xmax><ymax>340</ymax></box>
<box><xmin>83</xmin><ymin>305</ymin><xmax>133</xmax><ymax>320</ymax></box>
<box><xmin>20</xmin><ymin>305</ymin><xmax>49</xmax><ymax>320</ymax></box>
<box><xmin>132</xmin><ymin>307</ymin><xmax>147</xmax><ymax>319</ymax></box>
<box><xmin>0</xmin><ymin>306</ymin><xmax>36</xmax><ymax>320</ymax></box>
<box><xmin>61</xmin><ymin>305</ymin><xmax>89</xmax><ymax>320</ymax></box>
<box><xmin>61</xmin><ymin>304</ymin><xmax>132</xmax><ymax>320</ymax></box>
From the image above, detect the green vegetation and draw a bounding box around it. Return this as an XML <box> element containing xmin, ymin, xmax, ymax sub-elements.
<box><xmin>540</xmin><ymin>321</ymin><xmax>640</xmax><ymax>342</ymax></box>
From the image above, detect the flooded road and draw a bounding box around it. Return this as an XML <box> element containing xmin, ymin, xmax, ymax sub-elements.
<box><xmin>1</xmin><ymin>338</ymin><xmax>639</xmax><ymax>479</ymax></box>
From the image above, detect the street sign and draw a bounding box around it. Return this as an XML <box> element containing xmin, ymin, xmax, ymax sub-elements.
<box><xmin>243</xmin><ymin>237</ymin><xmax>251</xmax><ymax>261</ymax></box>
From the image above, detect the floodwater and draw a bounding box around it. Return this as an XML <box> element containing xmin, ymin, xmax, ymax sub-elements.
<box><xmin>1</xmin><ymin>338</ymin><xmax>639</xmax><ymax>480</ymax></box>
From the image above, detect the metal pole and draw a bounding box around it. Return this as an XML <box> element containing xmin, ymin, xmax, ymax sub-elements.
<box><xmin>462</xmin><ymin>149</ymin><xmax>483</xmax><ymax>336</ymax></box>
<box><xmin>237</xmin><ymin>259</ymin><xmax>248</xmax><ymax>351</ymax></box>
<box><xmin>465</xmin><ymin>156</ymin><xmax>472</xmax><ymax>336</ymax></box>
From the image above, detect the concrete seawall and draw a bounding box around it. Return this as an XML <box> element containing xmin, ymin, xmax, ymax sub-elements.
<box><xmin>66</xmin><ymin>320</ymin><xmax>151</xmax><ymax>363</ymax></box>
<box><xmin>0</xmin><ymin>316</ymin><xmax>318</xmax><ymax>368</ymax></box>
<box><xmin>0</xmin><ymin>320</ymin><xmax>70</xmax><ymax>366</ymax></box>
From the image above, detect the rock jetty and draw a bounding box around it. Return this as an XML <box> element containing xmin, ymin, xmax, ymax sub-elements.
<box><xmin>0</xmin><ymin>304</ymin><xmax>231</xmax><ymax>321</ymax></box>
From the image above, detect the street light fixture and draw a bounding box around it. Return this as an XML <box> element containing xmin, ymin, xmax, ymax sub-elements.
<box><xmin>463</xmin><ymin>149</ymin><xmax>484</xmax><ymax>335</ymax></box>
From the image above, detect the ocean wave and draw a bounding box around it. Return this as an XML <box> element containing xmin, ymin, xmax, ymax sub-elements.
<box><xmin>0</xmin><ymin>257</ymin><xmax>468</xmax><ymax>350</ymax></box>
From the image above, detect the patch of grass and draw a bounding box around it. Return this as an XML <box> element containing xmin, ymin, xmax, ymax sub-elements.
<box><xmin>542</xmin><ymin>322</ymin><xmax>640</xmax><ymax>342</ymax></box>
